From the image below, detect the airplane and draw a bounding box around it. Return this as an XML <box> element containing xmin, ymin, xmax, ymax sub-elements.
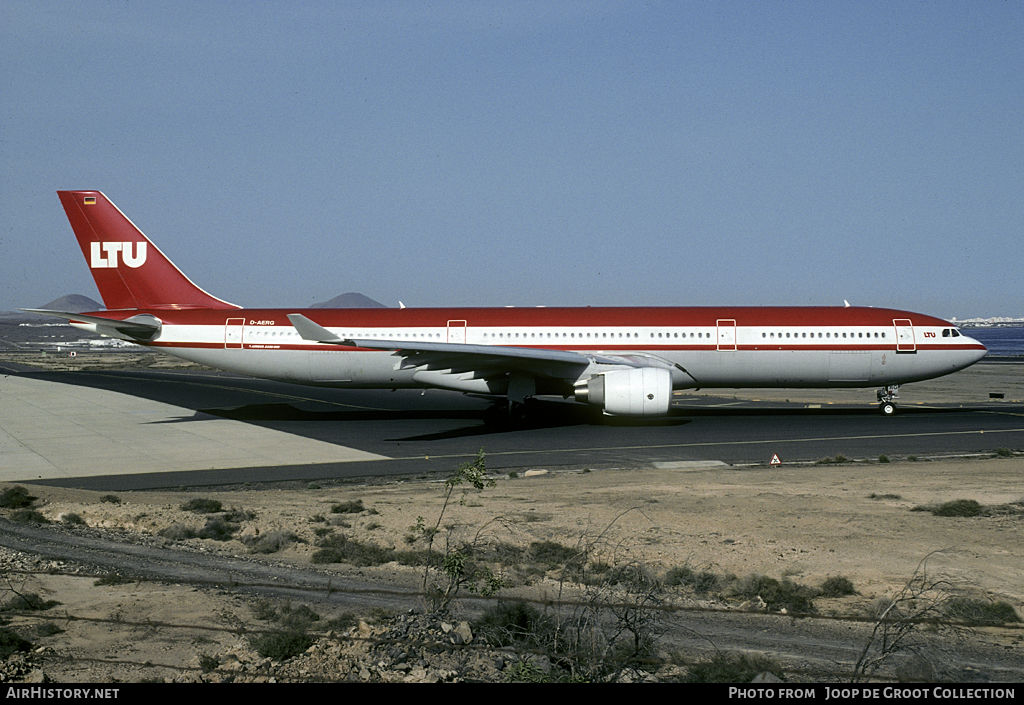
<box><xmin>25</xmin><ymin>190</ymin><xmax>987</xmax><ymax>418</ymax></box>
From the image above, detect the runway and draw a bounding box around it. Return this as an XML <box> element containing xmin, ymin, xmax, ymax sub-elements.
<box><xmin>2</xmin><ymin>360</ymin><xmax>1022</xmax><ymax>490</ymax></box>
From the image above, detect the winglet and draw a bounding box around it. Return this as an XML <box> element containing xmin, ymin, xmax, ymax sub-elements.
<box><xmin>288</xmin><ymin>313</ymin><xmax>348</xmax><ymax>344</ymax></box>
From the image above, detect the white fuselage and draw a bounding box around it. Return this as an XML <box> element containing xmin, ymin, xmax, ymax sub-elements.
<box><xmin>72</xmin><ymin>308</ymin><xmax>987</xmax><ymax>394</ymax></box>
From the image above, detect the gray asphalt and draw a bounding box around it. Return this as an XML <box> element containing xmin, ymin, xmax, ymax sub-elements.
<box><xmin>2</xmin><ymin>362</ymin><xmax>1023</xmax><ymax>491</ymax></box>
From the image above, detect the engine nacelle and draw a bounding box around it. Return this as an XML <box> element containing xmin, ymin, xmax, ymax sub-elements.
<box><xmin>574</xmin><ymin>367</ymin><xmax>672</xmax><ymax>416</ymax></box>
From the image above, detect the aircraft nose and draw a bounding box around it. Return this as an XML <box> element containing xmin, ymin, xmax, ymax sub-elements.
<box><xmin>966</xmin><ymin>336</ymin><xmax>988</xmax><ymax>364</ymax></box>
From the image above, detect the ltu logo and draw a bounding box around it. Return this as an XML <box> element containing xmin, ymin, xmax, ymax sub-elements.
<box><xmin>90</xmin><ymin>241</ymin><xmax>147</xmax><ymax>269</ymax></box>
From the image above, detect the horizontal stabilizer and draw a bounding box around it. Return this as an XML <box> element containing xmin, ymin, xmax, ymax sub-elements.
<box><xmin>21</xmin><ymin>309</ymin><xmax>163</xmax><ymax>342</ymax></box>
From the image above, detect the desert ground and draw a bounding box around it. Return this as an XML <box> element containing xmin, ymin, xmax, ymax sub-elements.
<box><xmin>2</xmin><ymin>453</ymin><xmax>1022</xmax><ymax>683</ymax></box>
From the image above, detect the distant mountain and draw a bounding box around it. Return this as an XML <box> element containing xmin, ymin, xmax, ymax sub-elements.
<box><xmin>35</xmin><ymin>294</ymin><xmax>104</xmax><ymax>313</ymax></box>
<box><xmin>0</xmin><ymin>294</ymin><xmax>104</xmax><ymax>320</ymax></box>
<box><xmin>4</xmin><ymin>292</ymin><xmax>387</xmax><ymax>316</ymax></box>
<box><xmin>309</xmin><ymin>293</ymin><xmax>386</xmax><ymax>309</ymax></box>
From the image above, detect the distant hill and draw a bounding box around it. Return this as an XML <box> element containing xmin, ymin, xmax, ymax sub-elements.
<box><xmin>5</xmin><ymin>292</ymin><xmax>387</xmax><ymax>318</ymax></box>
<box><xmin>35</xmin><ymin>294</ymin><xmax>104</xmax><ymax>313</ymax></box>
<box><xmin>309</xmin><ymin>293</ymin><xmax>386</xmax><ymax>309</ymax></box>
<box><xmin>0</xmin><ymin>294</ymin><xmax>104</xmax><ymax>321</ymax></box>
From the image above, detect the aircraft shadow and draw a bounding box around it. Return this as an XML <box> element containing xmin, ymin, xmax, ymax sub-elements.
<box><xmin>27</xmin><ymin>369</ymin><xmax>989</xmax><ymax>424</ymax></box>
<box><xmin>193</xmin><ymin>403</ymin><xmax>481</xmax><ymax>423</ymax></box>
<box><xmin>389</xmin><ymin>401</ymin><xmax>693</xmax><ymax>441</ymax></box>
<box><xmin>182</xmin><ymin>399</ymin><xmax>693</xmax><ymax>442</ymax></box>
<box><xmin>185</xmin><ymin>397</ymin><xmax>971</xmax><ymax>429</ymax></box>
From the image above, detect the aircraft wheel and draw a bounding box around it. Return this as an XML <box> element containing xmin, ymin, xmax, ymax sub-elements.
<box><xmin>483</xmin><ymin>401</ymin><xmax>529</xmax><ymax>427</ymax></box>
<box><xmin>879</xmin><ymin>401</ymin><xmax>897</xmax><ymax>417</ymax></box>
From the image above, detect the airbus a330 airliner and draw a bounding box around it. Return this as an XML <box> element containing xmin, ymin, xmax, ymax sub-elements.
<box><xmin>28</xmin><ymin>191</ymin><xmax>987</xmax><ymax>417</ymax></box>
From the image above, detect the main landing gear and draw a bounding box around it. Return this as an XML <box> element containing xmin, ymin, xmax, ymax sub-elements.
<box><xmin>877</xmin><ymin>385</ymin><xmax>900</xmax><ymax>416</ymax></box>
<box><xmin>483</xmin><ymin>399</ymin><xmax>533</xmax><ymax>426</ymax></box>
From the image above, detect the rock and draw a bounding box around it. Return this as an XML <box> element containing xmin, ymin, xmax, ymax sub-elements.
<box><xmin>897</xmin><ymin>654</ymin><xmax>935</xmax><ymax>683</ymax></box>
<box><xmin>453</xmin><ymin>621</ymin><xmax>473</xmax><ymax>645</ymax></box>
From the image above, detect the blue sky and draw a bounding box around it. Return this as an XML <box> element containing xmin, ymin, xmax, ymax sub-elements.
<box><xmin>2</xmin><ymin>1</ymin><xmax>1021</xmax><ymax>317</ymax></box>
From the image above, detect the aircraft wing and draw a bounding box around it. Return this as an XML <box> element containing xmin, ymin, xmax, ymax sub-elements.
<box><xmin>20</xmin><ymin>309</ymin><xmax>163</xmax><ymax>342</ymax></box>
<box><xmin>287</xmin><ymin>313</ymin><xmax>603</xmax><ymax>380</ymax></box>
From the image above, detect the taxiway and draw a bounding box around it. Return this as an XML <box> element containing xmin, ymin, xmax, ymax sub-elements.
<box><xmin>1</xmin><ymin>359</ymin><xmax>1022</xmax><ymax>490</ymax></box>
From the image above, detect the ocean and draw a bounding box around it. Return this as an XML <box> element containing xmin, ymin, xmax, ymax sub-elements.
<box><xmin>966</xmin><ymin>326</ymin><xmax>1024</xmax><ymax>357</ymax></box>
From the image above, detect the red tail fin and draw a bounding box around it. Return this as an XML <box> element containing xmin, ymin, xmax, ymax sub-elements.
<box><xmin>57</xmin><ymin>191</ymin><xmax>238</xmax><ymax>311</ymax></box>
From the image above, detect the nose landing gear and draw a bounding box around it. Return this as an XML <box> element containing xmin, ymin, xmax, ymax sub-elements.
<box><xmin>877</xmin><ymin>385</ymin><xmax>900</xmax><ymax>416</ymax></box>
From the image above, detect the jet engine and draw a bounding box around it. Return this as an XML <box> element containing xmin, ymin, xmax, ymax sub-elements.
<box><xmin>574</xmin><ymin>367</ymin><xmax>672</xmax><ymax>416</ymax></box>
